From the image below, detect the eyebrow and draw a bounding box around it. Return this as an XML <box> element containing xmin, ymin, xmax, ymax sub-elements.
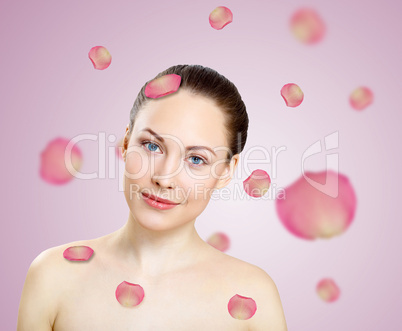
<box><xmin>140</xmin><ymin>127</ymin><xmax>217</xmax><ymax>157</ymax></box>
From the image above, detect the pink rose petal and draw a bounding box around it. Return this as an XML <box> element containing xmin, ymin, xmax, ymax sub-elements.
<box><xmin>116</xmin><ymin>137</ymin><xmax>124</xmax><ymax>160</ymax></box>
<box><xmin>115</xmin><ymin>281</ymin><xmax>145</xmax><ymax>307</ymax></box>
<box><xmin>88</xmin><ymin>46</ymin><xmax>112</xmax><ymax>70</ymax></box>
<box><xmin>290</xmin><ymin>8</ymin><xmax>326</xmax><ymax>44</ymax></box>
<box><xmin>39</xmin><ymin>137</ymin><xmax>83</xmax><ymax>185</ymax></box>
<box><xmin>275</xmin><ymin>170</ymin><xmax>357</xmax><ymax>240</ymax></box>
<box><xmin>209</xmin><ymin>6</ymin><xmax>233</xmax><ymax>30</ymax></box>
<box><xmin>316</xmin><ymin>278</ymin><xmax>340</xmax><ymax>302</ymax></box>
<box><xmin>228</xmin><ymin>294</ymin><xmax>257</xmax><ymax>320</ymax></box>
<box><xmin>145</xmin><ymin>74</ymin><xmax>182</xmax><ymax>99</ymax></box>
<box><xmin>243</xmin><ymin>169</ymin><xmax>271</xmax><ymax>197</ymax></box>
<box><xmin>281</xmin><ymin>83</ymin><xmax>304</xmax><ymax>107</ymax></box>
<box><xmin>63</xmin><ymin>246</ymin><xmax>94</xmax><ymax>261</ymax></box>
<box><xmin>349</xmin><ymin>86</ymin><xmax>374</xmax><ymax>110</ymax></box>
<box><xmin>206</xmin><ymin>232</ymin><xmax>230</xmax><ymax>252</ymax></box>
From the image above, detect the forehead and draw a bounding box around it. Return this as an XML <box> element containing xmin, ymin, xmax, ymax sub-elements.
<box><xmin>133</xmin><ymin>89</ymin><xmax>228</xmax><ymax>149</ymax></box>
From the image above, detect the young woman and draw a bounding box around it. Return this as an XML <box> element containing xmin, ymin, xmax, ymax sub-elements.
<box><xmin>17</xmin><ymin>64</ymin><xmax>288</xmax><ymax>330</ymax></box>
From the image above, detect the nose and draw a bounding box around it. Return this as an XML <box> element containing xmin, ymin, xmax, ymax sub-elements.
<box><xmin>150</xmin><ymin>155</ymin><xmax>181</xmax><ymax>189</ymax></box>
<box><xmin>152</xmin><ymin>175</ymin><xmax>176</xmax><ymax>189</ymax></box>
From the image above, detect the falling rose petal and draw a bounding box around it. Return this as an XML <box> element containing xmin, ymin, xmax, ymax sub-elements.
<box><xmin>209</xmin><ymin>6</ymin><xmax>233</xmax><ymax>30</ymax></box>
<box><xmin>88</xmin><ymin>46</ymin><xmax>112</xmax><ymax>70</ymax></box>
<box><xmin>206</xmin><ymin>232</ymin><xmax>230</xmax><ymax>252</ymax></box>
<box><xmin>144</xmin><ymin>74</ymin><xmax>182</xmax><ymax>99</ymax></box>
<box><xmin>275</xmin><ymin>170</ymin><xmax>357</xmax><ymax>240</ymax></box>
<box><xmin>63</xmin><ymin>246</ymin><xmax>94</xmax><ymax>261</ymax></box>
<box><xmin>228</xmin><ymin>294</ymin><xmax>257</xmax><ymax>320</ymax></box>
<box><xmin>116</xmin><ymin>137</ymin><xmax>124</xmax><ymax>160</ymax></box>
<box><xmin>115</xmin><ymin>281</ymin><xmax>145</xmax><ymax>307</ymax></box>
<box><xmin>39</xmin><ymin>137</ymin><xmax>83</xmax><ymax>185</ymax></box>
<box><xmin>290</xmin><ymin>8</ymin><xmax>326</xmax><ymax>44</ymax></box>
<box><xmin>243</xmin><ymin>169</ymin><xmax>271</xmax><ymax>197</ymax></box>
<box><xmin>316</xmin><ymin>278</ymin><xmax>340</xmax><ymax>302</ymax></box>
<box><xmin>349</xmin><ymin>86</ymin><xmax>374</xmax><ymax>111</ymax></box>
<box><xmin>281</xmin><ymin>83</ymin><xmax>304</xmax><ymax>107</ymax></box>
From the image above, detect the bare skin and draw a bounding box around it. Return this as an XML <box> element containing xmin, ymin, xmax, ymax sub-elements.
<box><xmin>17</xmin><ymin>89</ymin><xmax>287</xmax><ymax>330</ymax></box>
<box><xmin>29</xmin><ymin>234</ymin><xmax>281</xmax><ymax>330</ymax></box>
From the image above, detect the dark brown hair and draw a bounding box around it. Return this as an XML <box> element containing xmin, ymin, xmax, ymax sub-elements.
<box><xmin>126</xmin><ymin>64</ymin><xmax>249</xmax><ymax>163</ymax></box>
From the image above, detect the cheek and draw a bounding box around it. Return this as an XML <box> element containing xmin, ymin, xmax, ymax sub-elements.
<box><xmin>210</xmin><ymin>160</ymin><xmax>229</xmax><ymax>179</ymax></box>
<box><xmin>125</xmin><ymin>148</ymin><xmax>150</xmax><ymax>181</ymax></box>
<box><xmin>180</xmin><ymin>176</ymin><xmax>217</xmax><ymax>202</ymax></box>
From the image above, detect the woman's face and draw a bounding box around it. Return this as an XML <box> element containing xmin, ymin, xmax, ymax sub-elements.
<box><xmin>122</xmin><ymin>88</ymin><xmax>238</xmax><ymax>231</ymax></box>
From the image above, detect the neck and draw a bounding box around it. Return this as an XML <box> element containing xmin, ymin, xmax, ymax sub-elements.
<box><xmin>111</xmin><ymin>212</ymin><xmax>206</xmax><ymax>277</ymax></box>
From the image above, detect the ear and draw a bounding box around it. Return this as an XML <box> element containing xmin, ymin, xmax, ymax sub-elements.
<box><xmin>214</xmin><ymin>154</ymin><xmax>240</xmax><ymax>190</ymax></box>
<box><xmin>122</xmin><ymin>124</ymin><xmax>130</xmax><ymax>162</ymax></box>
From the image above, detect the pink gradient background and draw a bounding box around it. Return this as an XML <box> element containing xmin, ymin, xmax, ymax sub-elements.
<box><xmin>1</xmin><ymin>0</ymin><xmax>401</xmax><ymax>329</ymax></box>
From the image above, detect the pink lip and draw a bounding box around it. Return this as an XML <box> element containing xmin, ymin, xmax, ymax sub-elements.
<box><xmin>141</xmin><ymin>192</ymin><xmax>180</xmax><ymax>210</ymax></box>
<box><xmin>142</xmin><ymin>192</ymin><xmax>179</xmax><ymax>205</ymax></box>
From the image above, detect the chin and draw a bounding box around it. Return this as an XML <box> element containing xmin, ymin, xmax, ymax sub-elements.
<box><xmin>133</xmin><ymin>210</ymin><xmax>176</xmax><ymax>231</ymax></box>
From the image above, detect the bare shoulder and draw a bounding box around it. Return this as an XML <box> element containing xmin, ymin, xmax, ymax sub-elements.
<box><xmin>245</xmin><ymin>265</ymin><xmax>288</xmax><ymax>331</ymax></box>
<box><xmin>17</xmin><ymin>239</ymin><xmax>97</xmax><ymax>331</ymax></box>
<box><xmin>31</xmin><ymin>238</ymin><xmax>98</xmax><ymax>267</ymax></box>
<box><xmin>31</xmin><ymin>238</ymin><xmax>100</xmax><ymax>279</ymax></box>
<box><xmin>215</xmin><ymin>253</ymin><xmax>288</xmax><ymax>331</ymax></box>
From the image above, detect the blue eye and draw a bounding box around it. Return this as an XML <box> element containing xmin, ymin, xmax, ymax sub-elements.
<box><xmin>142</xmin><ymin>141</ymin><xmax>159</xmax><ymax>152</ymax></box>
<box><xmin>145</xmin><ymin>142</ymin><xmax>160</xmax><ymax>152</ymax></box>
<box><xmin>140</xmin><ymin>140</ymin><xmax>208</xmax><ymax>167</ymax></box>
<box><xmin>189</xmin><ymin>156</ymin><xmax>205</xmax><ymax>166</ymax></box>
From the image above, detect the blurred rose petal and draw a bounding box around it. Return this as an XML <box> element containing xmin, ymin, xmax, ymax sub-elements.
<box><xmin>317</xmin><ymin>278</ymin><xmax>340</xmax><ymax>302</ymax></box>
<box><xmin>349</xmin><ymin>86</ymin><xmax>374</xmax><ymax>110</ymax></box>
<box><xmin>209</xmin><ymin>6</ymin><xmax>233</xmax><ymax>30</ymax></box>
<box><xmin>39</xmin><ymin>137</ymin><xmax>83</xmax><ymax>185</ymax></box>
<box><xmin>243</xmin><ymin>169</ymin><xmax>271</xmax><ymax>197</ymax></box>
<box><xmin>290</xmin><ymin>8</ymin><xmax>326</xmax><ymax>44</ymax></box>
<box><xmin>275</xmin><ymin>170</ymin><xmax>357</xmax><ymax>240</ymax></box>
<box><xmin>145</xmin><ymin>74</ymin><xmax>181</xmax><ymax>99</ymax></box>
<box><xmin>63</xmin><ymin>246</ymin><xmax>94</xmax><ymax>261</ymax></box>
<box><xmin>116</xmin><ymin>137</ymin><xmax>124</xmax><ymax>160</ymax></box>
<box><xmin>88</xmin><ymin>46</ymin><xmax>112</xmax><ymax>70</ymax></box>
<box><xmin>281</xmin><ymin>83</ymin><xmax>304</xmax><ymax>107</ymax></box>
<box><xmin>206</xmin><ymin>232</ymin><xmax>230</xmax><ymax>252</ymax></box>
<box><xmin>115</xmin><ymin>281</ymin><xmax>145</xmax><ymax>307</ymax></box>
<box><xmin>228</xmin><ymin>294</ymin><xmax>257</xmax><ymax>320</ymax></box>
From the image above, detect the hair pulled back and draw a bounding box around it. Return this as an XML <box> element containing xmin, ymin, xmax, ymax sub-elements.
<box><xmin>127</xmin><ymin>64</ymin><xmax>249</xmax><ymax>163</ymax></box>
